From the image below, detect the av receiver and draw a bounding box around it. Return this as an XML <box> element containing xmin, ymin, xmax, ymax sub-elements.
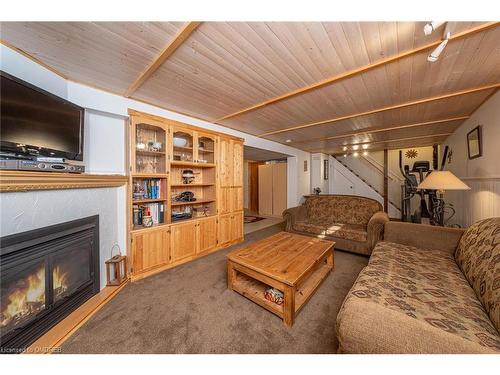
<box><xmin>0</xmin><ymin>159</ymin><xmax>85</xmax><ymax>173</ymax></box>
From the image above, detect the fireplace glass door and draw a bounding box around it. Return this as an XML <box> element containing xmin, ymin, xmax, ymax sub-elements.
<box><xmin>1</xmin><ymin>215</ymin><xmax>100</xmax><ymax>351</ymax></box>
<box><xmin>51</xmin><ymin>244</ymin><xmax>92</xmax><ymax>304</ymax></box>
<box><xmin>0</xmin><ymin>259</ymin><xmax>47</xmax><ymax>338</ymax></box>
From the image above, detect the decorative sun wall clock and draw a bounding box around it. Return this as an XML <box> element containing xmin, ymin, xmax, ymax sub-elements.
<box><xmin>405</xmin><ymin>149</ymin><xmax>418</xmax><ymax>159</ymax></box>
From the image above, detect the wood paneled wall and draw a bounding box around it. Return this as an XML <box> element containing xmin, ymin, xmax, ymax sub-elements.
<box><xmin>446</xmin><ymin>177</ymin><xmax>500</xmax><ymax>228</ymax></box>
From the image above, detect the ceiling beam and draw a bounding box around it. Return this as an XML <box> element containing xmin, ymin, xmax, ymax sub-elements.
<box><xmin>124</xmin><ymin>21</ymin><xmax>201</xmax><ymax>97</ymax></box>
<box><xmin>215</xmin><ymin>22</ymin><xmax>499</xmax><ymax>123</ymax></box>
<box><xmin>290</xmin><ymin>116</ymin><xmax>469</xmax><ymax>145</ymax></box>
<box><xmin>260</xmin><ymin>83</ymin><xmax>500</xmax><ymax>137</ymax></box>
<box><xmin>311</xmin><ymin>133</ymin><xmax>453</xmax><ymax>154</ymax></box>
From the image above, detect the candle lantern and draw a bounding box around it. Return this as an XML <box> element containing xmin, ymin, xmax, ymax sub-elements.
<box><xmin>105</xmin><ymin>244</ymin><xmax>128</xmax><ymax>286</ymax></box>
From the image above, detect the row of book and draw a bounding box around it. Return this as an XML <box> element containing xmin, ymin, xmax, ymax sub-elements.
<box><xmin>134</xmin><ymin>179</ymin><xmax>162</xmax><ymax>200</ymax></box>
<box><xmin>133</xmin><ymin>203</ymin><xmax>165</xmax><ymax>226</ymax></box>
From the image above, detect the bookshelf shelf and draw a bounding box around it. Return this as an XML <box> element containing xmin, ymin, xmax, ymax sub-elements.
<box><xmin>170</xmin><ymin>161</ymin><xmax>216</xmax><ymax>168</ymax></box>
<box><xmin>136</xmin><ymin>150</ymin><xmax>166</xmax><ymax>156</ymax></box>
<box><xmin>131</xmin><ymin>222</ymin><xmax>170</xmax><ymax>233</ymax></box>
<box><xmin>171</xmin><ymin>198</ymin><xmax>216</xmax><ymax>207</ymax></box>
<box><xmin>132</xmin><ymin>173</ymin><xmax>169</xmax><ymax>178</ymax></box>
<box><xmin>170</xmin><ymin>183</ymin><xmax>215</xmax><ymax>187</ymax></box>
<box><xmin>132</xmin><ymin>198</ymin><xmax>168</xmax><ymax>204</ymax></box>
<box><xmin>171</xmin><ymin>214</ymin><xmax>217</xmax><ymax>224</ymax></box>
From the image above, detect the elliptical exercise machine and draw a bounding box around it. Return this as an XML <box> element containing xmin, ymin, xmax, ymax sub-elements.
<box><xmin>399</xmin><ymin>146</ymin><xmax>454</xmax><ymax>226</ymax></box>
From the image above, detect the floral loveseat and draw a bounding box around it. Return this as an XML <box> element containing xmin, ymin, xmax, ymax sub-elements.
<box><xmin>336</xmin><ymin>218</ymin><xmax>500</xmax><ymax>353</ymax></box>
<box><xmin>283</xmin><ymin>195</ymin><xmax>389</xmax><ymax>255</ymax></box>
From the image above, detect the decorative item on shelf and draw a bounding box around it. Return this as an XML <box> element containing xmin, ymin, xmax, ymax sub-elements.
<box><xmin>173</xmin><ymin>137</ymin><xmax>188</xmax><ymax>148</ymax></box>
<box><xmin>142</xmin><ymin>215</ymin><xmax>153</xmax><ymax>227</ymax></box>
<box><xmin>180</xmin><ymin>153</ymin><xmax>187</xmax><ymax>161</ymax></box>
<box><xmin>174</xmin><ymin>191</ymin><xmax>196</xmax><ymax>202</ymax></box>
<box><xmin>136</xmin><ymin>129</ymin><xmax>146</xmax><ymax>150</ymax></box>
<box><xmin>105</xmin><ymin>244</ymin><xmax>128</xmax><ymax>286</ymax></box>
<box><xmin>264</xmin><ymin>287</ymin><xmax>284</xmax><ymax>305</ymax></box>
<box><xmin>172</xmin><ymin>206</ymin><xmax>192</xmax><ymax>221</ymax></box>
<box><xmin>193</xmin><ymin>206</ymin><xmax>209</xmax><ymax>217</ymax></box>
<box><xmin>132</xmin><ymin>182</ymin><xmax>146</xmax><ymax>200</ymax></box>
<box><xmin>313</xmin><ymin>187</ymin><xmax>321</xmax><ymax>195</ymax></box>
<box><xmin>147</xmin><ymin>141</ymin><xmax>162</xmax><ymax>152</ymax></box>
<box><xmin>467</xmin><ymin>125</ymin><xmax>482</xmax><ymax>159</ymax></box>
<box><xmin>198</xmin><ymin>140</ymin><xmax>205</xmax><ymax>149</ymax></box>
<box><xmin>182</xmin><ymin>169</ymin><xmax>195</xmax><ymax>184</ymax></box>
<box><xmin>195</xmin><ymin>159</ymin><xmax>208</xmax><ymax>163</ymax></box>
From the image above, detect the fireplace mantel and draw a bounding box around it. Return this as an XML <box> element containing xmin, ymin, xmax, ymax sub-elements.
<box><xmin>0</xmin><ymin>170</ymin><xmax>128</xmax><ymax>192</ymax></box>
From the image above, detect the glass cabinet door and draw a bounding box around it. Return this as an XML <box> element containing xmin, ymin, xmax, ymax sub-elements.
<box><xmin>172</xmin><ymin>129</ymin><xmax>194</xmax><ymax>162</ymax></box>
<box><xmin>134</xmin><ymin>123</ymin><xmax>166</xmax><ymax>174</ymax></box>
<box><xmin>196</xmin><ymin>133</ymin><xmax>216</xmax><ymax>164</ymax></box>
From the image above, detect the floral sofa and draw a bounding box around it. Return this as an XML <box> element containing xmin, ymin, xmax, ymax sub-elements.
<box><xmin>336</xmin><ymin>217</ymin><xmax>500</xmax><ymax>353</ymax></box>
<box><xmin>282</xmin><ymin>195</ymin><xmax>389</xmax><ymax>255</ymax></box>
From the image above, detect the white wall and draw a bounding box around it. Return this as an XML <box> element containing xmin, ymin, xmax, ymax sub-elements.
<box><xmin>441</xmin><ymin>91</ymin><xmax>500</xmax><ymax>227</ymax></box>
<box><xmin>310</xmin><ymin>153</ymin><xmax>329</xmax><ymax>194</ymax></box>
<box><xmin>84</xmin><ymin>110</ymin><xmax>126</xmax><ymax>175</ymax></box>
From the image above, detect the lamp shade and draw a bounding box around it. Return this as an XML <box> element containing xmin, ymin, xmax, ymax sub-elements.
<box><xmin>417</xmin><ymin>171</ymin><xmax>471</xmax><ymax>191</ymax></box>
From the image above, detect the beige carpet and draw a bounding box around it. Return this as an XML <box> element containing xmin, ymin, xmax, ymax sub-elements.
<box><xmin>60</xmin><ymin>224</ymin><xmax>368</xmax><ymax>353</ymax></box>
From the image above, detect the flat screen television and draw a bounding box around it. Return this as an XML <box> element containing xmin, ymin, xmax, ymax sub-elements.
<box><xmin>0</xmin><ymin>71</ymin><xmax>84</xmax><ymax>161</ymax></box>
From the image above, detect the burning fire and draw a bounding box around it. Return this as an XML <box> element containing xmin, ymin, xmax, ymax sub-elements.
<box><xmin>53</xmin><ymin>265</ymin><xmax>69</xmax><ymax>299</ymax></box>
<box><xmin>0</xmin><ymin>264</ymin><xmax>70</xmax><ymax>330</ymax></box>
<box><xmin>1</xmin><ymin>267</ymin><xmax>46</xmax><ymax>329</ymax></box>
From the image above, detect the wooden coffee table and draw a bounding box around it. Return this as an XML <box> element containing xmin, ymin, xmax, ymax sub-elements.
<box><xmin>227</xmin><ymin>232</ymin><xmax>334</xmax><ymax>327</ymax></box>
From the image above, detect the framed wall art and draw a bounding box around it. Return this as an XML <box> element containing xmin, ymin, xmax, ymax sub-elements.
<box><xmin>467</xmin><ymin>126</ymin><xmax>482</xmax><ymax>159</ymax></box>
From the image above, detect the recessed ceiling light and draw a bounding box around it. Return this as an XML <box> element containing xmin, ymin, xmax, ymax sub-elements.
<box><xmin>342</xmin><ymin>146</ymin><xmax>347</xmax><ymax>151</ymax></box>
<box><xmin>362</xmin><ymin>144</ymin><xmax>369</xmax><ymax>150</ymax></box>
<box><xmin>343</xmin><ymin>153</ymin><xmax>348</xmax><ymax>158</ymax></box>
<box><xmin>352</xmin><ymin>145</ymin><xmax>359</xmax><ymax>151</ymax></box>
<box><xmin>363</xmin><ymin>151</ymin><xmax>368</xmax><ymax>156</ymax></box>
<box><xmin>285</xmin><ymin>139</ymin><xmax>292</xmax><ymax>143</ymax></box>
<box><xmin>353</xmin><ymin>152</ymin><xmax>359</xmax><ymax>157</ymax></box>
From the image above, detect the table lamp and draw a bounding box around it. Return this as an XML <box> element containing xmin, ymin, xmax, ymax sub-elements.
<box><xmin>417</xmin><ymin>171</ymin><xmax>470</xmax><ymax>226</ymax></box>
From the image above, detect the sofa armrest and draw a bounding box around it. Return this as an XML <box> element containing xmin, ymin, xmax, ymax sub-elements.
<box><xmin>384</xmin><ymin>222</ymin><xmax>465</xmax><ymax>254</ymax></box>
<box><xmin>282</xmin><ymin>206</ymin><xmax>307</xmax><ymax>232</ymax></box>
<box><xmin>366</xmin><ymin>211</ymin><xmax>390</xmax><ymax>251</ymax></box>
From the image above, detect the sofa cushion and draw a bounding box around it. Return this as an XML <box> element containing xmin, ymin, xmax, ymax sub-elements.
<box><xmin>325</xmin><ymin>223</ymin><xmax>367</xmax><ymax>242</ymax></box>
<box><xmin>304</xmin><ymin>195</ymin><xmax>381</xmax><ymax>226</ymax></box>
<box><xmin>338</xmin><ymin>241</ymin><xmax>500</xmax><ymax>352</ymax></box>
<box><xmin>293</xmin><ymin>220</ymin><xmax>367</xmax><ymax>242</ymax></box>
<box><xmin>292</xmin><ymin>220</ymin><xmax>327</xmax><ymax>236</ymax></box>
<box><xmin>455</xmin><ymin>217</ymin><xmax>500</xmax><ymax>332</ymax></box>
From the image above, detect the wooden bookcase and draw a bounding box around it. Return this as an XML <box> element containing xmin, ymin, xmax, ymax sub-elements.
<box><xmin>127</xmin><ymin>110</ymin><xmax>244</xmax><ymax>281</ymax></box>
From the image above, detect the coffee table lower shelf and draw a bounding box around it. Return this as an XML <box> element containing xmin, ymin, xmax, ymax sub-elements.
<box><xmin>228</xmin><ymin>258</ymin><xmax>333</xmax><ymax>326</ymax></box>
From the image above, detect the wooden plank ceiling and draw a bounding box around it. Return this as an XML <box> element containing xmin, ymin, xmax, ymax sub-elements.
<box><xmin>1</xmin><ymin>21</ymin><xmax>499</xmax><ymax>154</ymax></box>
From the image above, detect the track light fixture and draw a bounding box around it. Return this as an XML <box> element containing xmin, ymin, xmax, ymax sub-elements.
<box><xmin>428</xmin><ymin>32</ymin><xmax>450</xmax><ymax>62</ymax></box>
<box><xmin>423</xmin><ymin>21</ymin><xmax>446</xmax><ymax>36</ymax></box>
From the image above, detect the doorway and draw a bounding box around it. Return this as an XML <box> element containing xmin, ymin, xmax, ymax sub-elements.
<box><xmin>243</xmin><ymin>146</ymin><xmax>290</xmax><ymax>234</ymax></box>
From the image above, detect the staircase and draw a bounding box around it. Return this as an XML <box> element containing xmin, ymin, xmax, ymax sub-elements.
<box><xmin>333</xmin><ymin>156</ymin><xmax>401</xmax><ymax>214</ymax></box>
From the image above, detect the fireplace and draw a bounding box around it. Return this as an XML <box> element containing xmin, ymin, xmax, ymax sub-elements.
<box><xmin>0</xmin><ymin>215</ymin><xmax>99</xmax><ymax>352</ymax></box>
